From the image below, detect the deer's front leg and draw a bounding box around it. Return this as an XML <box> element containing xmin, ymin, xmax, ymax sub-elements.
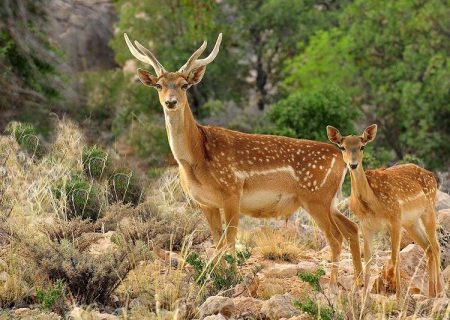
<box><xmin>222</xmin><ymin>195</ymin><xmax>240</xmax><ymax>254</ymax></box>
<box><xmin>362</xmin><ymin>225</ymin><xmax>375</xmax><ymax>297</ymax></box>
<box><xmin>200</xmin><ymin>205</ymin><xmax>223</xmax><ymax>249</ymax></box>
<box><xmin>389</xmin><ymin>223</ymin><xmax>402</xmax><ymax>300</ymax></box>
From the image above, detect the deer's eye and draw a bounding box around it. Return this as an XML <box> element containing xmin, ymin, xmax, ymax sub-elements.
<box><xmin>155</xmin><ymin>84</ymin><xmax>162</xmax><ymax>90</ymax></box>
<box><xmin>181</xmin><ymin>83</ymin><xmax>189</xmax><ymax>90</ymax></box>
<box><xmin>360</xmin><ymin>145</ymin><xmax>365</xmax><ymax>151</ymax></box>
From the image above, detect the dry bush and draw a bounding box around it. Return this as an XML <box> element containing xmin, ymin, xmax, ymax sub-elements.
<box><xmin>253</xmin><ymin>226</ymin><xmax>305</xmax><ymax>262</ymax></box>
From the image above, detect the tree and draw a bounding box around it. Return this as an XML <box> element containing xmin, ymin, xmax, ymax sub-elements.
<box><xmin>110</xmin><ymin>0</ymin><xmax>244</xmax><ymax>114</ymax></box>
<box><xmin>261</xmin><ymin>86</ymin><xmax>358</xmax><ymax>142</ymax></box>
<box><xmin>283</xmin><ymin>0</ymin><xmax>450</xmax><ymax>170</ymax></box>
<box><xmin>229</xmin><ymin>0</ymin><xmax>328</xmax><ymax>110</ymax></box>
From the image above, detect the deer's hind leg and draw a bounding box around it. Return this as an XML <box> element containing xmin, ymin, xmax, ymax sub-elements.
<box><xmin>332</xmin><ymin>208</ymin><xmax>363</xmax><ymax>284</ymax></box>
<box><xmin>421</xmin><ymin>207</ymin><xmax>443</xmax><ymax>296</ymax></box>
<box><xmin>306</xmin><ymin>202</ymin><xmax>344</xmax><ymax>290</ymax></box>
<box><xmin>404</xmin><ymin>220</ymin><xmax>437</xmax><ymax>297</ymax></box>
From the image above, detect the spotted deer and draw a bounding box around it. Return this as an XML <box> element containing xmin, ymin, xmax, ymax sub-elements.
<box><xmin>124</xmin><ymin>33</ymin><xmax>363</xmax><ymax>288</ymax></box>
<box><xmin>327</xmin><ymin>124</ymin><xmax>443</xmax><ymax>298</ymax></box>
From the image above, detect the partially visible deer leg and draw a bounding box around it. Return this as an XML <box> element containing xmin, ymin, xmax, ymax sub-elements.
<box><xmin>361</xmin><ymin>225</ymin><xmax>375</xmax><ymax>296</ymax></box>
<box><xmin>421</xmin><ymin>208</ymin><xmax>443</xmax><ymax>296</ymax></box>
<box><xmin>389</xmin><ymin>223</ymin><xmax>402</xmax><ymax>300</ymax></box>
<box><xmin>404</xmin><ymin>221</ymin><xmax>436</xmax><ymax>297</ymax></box>
<box><xmin>307</xmin><ymin>203</ymin><xmax>343</xmax><ymax>291</ymax></box>
<box><xmin>332</xmin><ymin>208</ymin><xmax>363</xmax><ymax>284</ymax></box>
<box><xmin>200</xmin><ymin>205</ymin><xmax>223</xmax><ymax>248</ymax></box>
<box><xmin>223</xmin><ymin>196</ymin><xmax>240</xmax><ymax>254</ymax></box>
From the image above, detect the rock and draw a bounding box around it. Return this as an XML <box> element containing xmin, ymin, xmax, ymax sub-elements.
<box><xmin>261</xmin><ymin>294</ymin><xmax>300</xmax><ymax>319</ymax></box>
<box><xmin>88</xmin><ymin>231</ymin><xmax>117</xmax><ymax>255</ymax></box>
<box><xmin>297</xmin><ymin>261</ymin><xmax>318</xmax><ymax>273</ymax></box>
<box><xmin>414</xmin><ymin>297</ymin><xmax>450</xmax><ymax>318</ymax></box>
<box><xmin>263</xmin><ymin>263</ymin><xmax>299</xmax><ymax>278</ymax></box>
<box><xmin>199</xmin><ymin>296</ymin><xmax>235</xmax><ymax>318</ymax></box>
<box><xmin>436</xmin><ymin>191</ymin><xmax>450</xmax><ymax>211</ymax></box>
<box><xmin>0</xmin><ymin>271</ymin><xmax>8</xmax><ymax>282</ymax></box>
<box><xmin>233</xmin><ymin>274</ymin><xmax>259</xmax><ymax>297</ymax></box>
<box><xmin>296</xmin><ymin>223</ymin><xmax>327</xmax><ymax>250</ymax></box>
<box><xmin>233</xmin><ymin>297</ymin><xmax>264</xmax><ymax>319</ymax></box>
<box><xmin>437</xmin><ymin>210</ymin><xmax>450</xmax><ymax>268</ymax></box>
<box><xmin>400</xmin><ymin>229</ymin><xmax>414</xmax><ymax>250</ymax></box>
<box><xmin>203</xmin><ymin>315</ymin><xmax>227</xmax><ymax>320</ymax></box>
<box><xmin>442</xmin><ymin>265</ymin><xmax>450</xmax><ymax>282</ymax></box>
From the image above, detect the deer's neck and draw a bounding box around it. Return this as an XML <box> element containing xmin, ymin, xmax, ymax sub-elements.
<box><xmin>164</xmin><ymin>103</ymin><xmax>204</xmax><ymax>164</ymax></box>
<box><xmin>349</xmin><ymin>164</ymin><xmax>375</xmax><ymax>204</ymax></box>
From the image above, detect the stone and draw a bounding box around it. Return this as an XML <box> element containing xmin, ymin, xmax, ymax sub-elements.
<box><xmin>400</xmin><ymin>229</ymin><xmax>414</xmax><ymax>250</ymax></box>
<box><xmin>263</xmin><ymin>263</ymin><xmax>299</xmax><ymax>278</ymax></box>
<box><xmin>203</xmin><ymin>315</ymin><xmax>227</xmax><ymax>320</ymax></box>
<box><xmin>261</xmin><ymin>294</ymin><xmax>300</xmax><ymax>319</ymax></box>
<box><xmin>233</xmin><ymin>297</ymin><xmax>264</xmax><ymax>319</ymax></box>
<box><xmin>199</xmin><ymin>296</ymin><xmax>235</xmax><ymax>318</ymax></box>
<box><xmin>296</xmin><ymin>223</ymin><xmax>327</xmax><ymax>250</ymax></box>
<box><xmin>297</xmin><ymin>261</ymin><xmax>318</xmax><ymax>273</ymax></box>
<box><xmin>436</xmin><ymin>191</ymin><xmax>450</xmax><ymax>211</ymax></box>
<box><xmin>442</xmin><ymin>265</ymin><xmax>450</xmax><ymax>282</ymax></box>
<box><xmin>437</xmin><ymin>210</ymin><xmax>450</xmax><ymax>268</ymax></box>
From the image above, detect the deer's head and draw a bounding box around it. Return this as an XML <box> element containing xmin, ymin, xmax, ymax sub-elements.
<box><xmin>327</xmin><ymin>124</ymin><xmax>377</xmax><ymax>170</ymax></box>
<box><xmin>124</xmin><ymin>33</ymin><xmax>222</xmax><ymax>112</ymax></box>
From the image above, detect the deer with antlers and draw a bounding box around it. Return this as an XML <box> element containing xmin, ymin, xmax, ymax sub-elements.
<box><xmin>327</xmin><ymin>124</ymin><xmax>443</xmax><ymax>298</ymax></box>
<box><xmin>124</xmin><ymin>33</ymin><xmax>363</xmax><ymax>288</ymax></box>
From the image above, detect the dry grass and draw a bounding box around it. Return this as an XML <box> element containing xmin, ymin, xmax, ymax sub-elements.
<box><xmin>251</xmin><ymin>226</ymin><xmax>305</xmax><ymax>263</ymax></box>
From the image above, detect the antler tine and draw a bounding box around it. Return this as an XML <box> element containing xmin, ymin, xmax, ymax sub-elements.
<box><xmin>124</xmin><ymin>33</ymin><xmax>165</xmax><ymax>76</ymax></box>
<box><xmin>178</xmin><ymin>40</ymin><xmax>207</xmax><ymax>73</ymax></box>
<box><xmin>179</xmin><ymin>33</ymin><xmax>222</xmax><ymax>75</ymax></box>
<box><xmin>134</xmin><ymin>40</ymin><xmax>167</xmax><ymax>74</ymax></box>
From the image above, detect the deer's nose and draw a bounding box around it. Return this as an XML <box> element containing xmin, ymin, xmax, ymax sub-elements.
<box><xmin>349</xmin><ymin>163</ymin><xmax>358</xmax><ymax>170</ymax></box>
<box><xmin>165</xmin><ymin>99</ymin><xmax>177</xmax><ymax>109</ymax></box>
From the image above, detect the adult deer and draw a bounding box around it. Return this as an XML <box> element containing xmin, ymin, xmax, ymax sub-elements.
<box><xmin>327</xmin><ymin>124</ymin><xmax>443</xmax><ymax>298</ymax></box>
<box><xmin>124</xmin><ymin>33</ymin><xmax>362</xmax><ymax>288</ymax></box>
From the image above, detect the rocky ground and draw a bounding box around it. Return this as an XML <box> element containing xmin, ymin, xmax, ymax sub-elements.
<box><xmin>0</xmin><ymin>120</ymin><xmax>449</xmax><ymax>320</ymax></box>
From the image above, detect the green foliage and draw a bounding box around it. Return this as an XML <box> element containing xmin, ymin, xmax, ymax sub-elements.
<box><xmin>36</xmin><ymin>280</ymin><xmax>64</xmax><ymax>310</ymax></box>
<box><xmin>53</xmin><ymin>174</ymin><xmax>102</xmax><ymax>221</ymax></box>
<box><xmin>82</xmin><ymin>146</ymin><xmax>110</xmax><ymax>179</ymax></box>
<box><xmin>109</xmin><ymin>167</ymin><xmax>144</xmax><ymax>206</ymax></box>
<box><xmin>7</xmin><ymin>122</ymin><xmax>46</xmax><ymax>158</ymax></box>
<box><xmin>295</xmin><ymin>268</ymin><xmax>343</xmax><ymax>320</ymax></box>
<box><xmin>261</xmin><ymin>86</ymin><xmax>358</xmax><ymax>142</ymax></box>
<box><xmin>186</xmin><ymin>248</ymin><xmax>251</xmax><ymax>293</ymax></box>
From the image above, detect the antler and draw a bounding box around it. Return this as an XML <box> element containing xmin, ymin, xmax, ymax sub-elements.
<box><xmin>179</xmin><ymin>33</ymin><xmax>223</xmax><ymax>75</ymax></box>
<box><xmin>124</xmin><ymin>33</ymin><xmax>167</xmax><ymax>76</ymax></box>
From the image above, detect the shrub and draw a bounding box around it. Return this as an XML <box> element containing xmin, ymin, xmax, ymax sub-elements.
<box><xmin>186</xmin><ymin>248</ymin><xmax>251</xmax><ymax>294</ymax></box>
<box><xmin>82</xmin><ymin>146</ymin><xmax>110</xmax><ymax>179</ymax></box>
<box><xmin>294</xmin><ymin>268</ymin><xmax>343</xmax><ymax>320</ymax></box>
<box><xmin>36</xmin><ymin>280</ymin><xmax>64</xmax><ymax>311</ymax></box>
<box><xmin>53</xmin><ymin>174</ymin><xmax>102</xmax><ymax>220</ymax></box>
<box><xmin>108</xmin><ymin>167</ymin><xmax>143</xmax><ymax>206</ymax></box>
<box><xmin>16</xmin><ymin>233</ymin><xmax>146</xmax><ymax>305</ymax></box>
<box><xmin>260</xmin><ymin>86</ymin><xmax>358</xmax><ymax>142</ymax></box>
<box><xmin>6</xmin><ymin>122</ymin><xmax>46</xmax><ymax>158</ymax></box>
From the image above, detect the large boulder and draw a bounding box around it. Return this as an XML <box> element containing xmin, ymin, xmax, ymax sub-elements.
<box><xmin>261</xmin><ymin>294</ymin><xmax>300</xmax><ymax>319</ymax></box>
<box><xmin>233</xmin><ymin>297</ymin><xmax>264</xmax><ymax>319</ymax></box>
<box><xmin>263</xmin><ymin>263</ymin><xmax>299</xmax><ymax>278</ymax></box>
<box><xmin>199</xmin><ymin>296</ymin><xmax>235</xmax><ymax>318</ymax></box>
<box><xmin>437</xmin><ymin>209</ymin><xmax>450</xmax><ymax>268</ymax></box>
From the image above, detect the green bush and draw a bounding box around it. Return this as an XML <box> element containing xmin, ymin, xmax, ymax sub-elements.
<box><xmin>108</xmin><ymin>168</ymin><xmax>143</xmax><ymax>206</ymax></box>
<box><xmin>36</xmin><ymin>280</ymin><xmax>64</xmax><ymax>310</ymax></box>
<box><xmin>186</xmin><ymin>248</ymin><xmax>251</xmax><ymax>294</ymax></box>
<box><xmin>7</xmin><ymin>122</ymin><xmax>46</xmax><ymax>158</ymax></box>
<box><xmin>260</xmin><ymin>86</ymin><xmax>358</xmax><ymax>142</ymax></box>
<box><xmin>82</xmin><ymin>146</ymin><xmax>110</xmax><ymax>179</ymax></box>
<box><xmin>53</xmin><ymin>174</ymin><xmax>102</xmax><ymax>221</ymax></box>
<box><xmin>295</xmin><ymin>268</ymin><xmax>343</xmax><ymax>320</ymax></box>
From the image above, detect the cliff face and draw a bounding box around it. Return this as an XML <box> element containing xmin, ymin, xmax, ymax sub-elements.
<box><xmin>45</xmin><ymin>0</ymin><xmax>117</xmax><ymax>72</ymax></box>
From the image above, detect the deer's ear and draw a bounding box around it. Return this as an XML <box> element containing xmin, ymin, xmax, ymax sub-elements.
<box><xmin>362</xmin><ymin>124</ymin><xmax>377</xmax><ymax>144</ymax></box>
<box><xmin>327</xmin><ymin>126</ymin><xmax>344</xmax><ymax>145</ymax></box>
<box><xmin>187</xmin><ymin>66</ymin><xmax>206</xmax><ymax>85</ymax></box>
<box><xmin>137</xmin><ymin>68</ymin><xmax>158</xmax><ymax>87</ymax></box>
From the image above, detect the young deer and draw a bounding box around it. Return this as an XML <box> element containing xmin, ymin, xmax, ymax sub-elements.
<box><xmin>327</xmin><ymin>124</ymin><xmax>443</xmax><ymax>298</ymax></box>
<box><xmin>124</xmin><ymin>33</ymin><xmax>363</xmax><ymax>288</ymax></box>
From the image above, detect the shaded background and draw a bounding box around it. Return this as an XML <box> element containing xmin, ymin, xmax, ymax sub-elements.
<box><xmin>1</xmin><ymin>0</ymin><xmax>449</xmax><ymax>175</ymax></box>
